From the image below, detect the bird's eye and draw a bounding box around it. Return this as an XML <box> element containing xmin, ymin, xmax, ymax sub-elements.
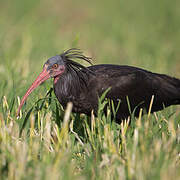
<box><xmin>52</xmin><ymin>63</ymin><xmax>58</xmax><ymax>69</ymax></box>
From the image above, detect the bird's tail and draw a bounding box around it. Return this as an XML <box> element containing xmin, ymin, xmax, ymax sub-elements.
<box><xmin>158</xmin><ymin>73</ymin><xmax>180</xmax><ymax>104</ymax></box>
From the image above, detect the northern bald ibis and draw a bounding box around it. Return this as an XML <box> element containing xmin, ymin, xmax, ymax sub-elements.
<box><xmin>17</xmin><ymin>49</ymin><xmax>180</xmax><ymax>122</ymax></box>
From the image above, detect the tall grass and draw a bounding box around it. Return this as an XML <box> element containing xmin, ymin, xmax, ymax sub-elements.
<box><xmin>0</xmin><ymin>93</ymin><xmax>180</xmax><ymax>179</ymax></box>
<box><xmin>0</xmin><ymin>0</ymin><xmax>180</xmax><ymax>179</ymax></box>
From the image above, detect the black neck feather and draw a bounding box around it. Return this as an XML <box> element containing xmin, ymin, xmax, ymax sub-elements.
<box><xmin>54</xmin><ymin>49</ymin><xmax>95</xmax><ymax>102</ymax></box>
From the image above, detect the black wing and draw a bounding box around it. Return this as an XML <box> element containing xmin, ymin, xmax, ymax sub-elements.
<box><xmin>87</xmin><ymin>64</ymin><xmax>180</xmax><ymax>121</ymax></box>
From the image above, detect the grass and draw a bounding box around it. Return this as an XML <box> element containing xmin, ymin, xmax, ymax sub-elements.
<box><xmin>0</xmin><ymin>0</ymin><xmax>180</xmax><ymax>179</ymax></box>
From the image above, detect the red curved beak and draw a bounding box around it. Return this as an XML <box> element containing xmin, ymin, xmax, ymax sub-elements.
<box><xmin>17</xmin><ymin>66</ymin><xmax>50</xmax><ymax>117</ymax></box>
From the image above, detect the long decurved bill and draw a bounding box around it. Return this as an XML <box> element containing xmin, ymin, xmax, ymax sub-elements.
<box><xmin>17</xmin><ymin>67</ymin><xmax>50</xmax><ymax>117</ymax></box>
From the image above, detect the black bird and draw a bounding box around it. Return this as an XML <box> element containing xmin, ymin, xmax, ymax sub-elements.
<box><xmin>17</xmin><ymin>49</ymin><xmax>180</xmax><ymax>123</ymax></box>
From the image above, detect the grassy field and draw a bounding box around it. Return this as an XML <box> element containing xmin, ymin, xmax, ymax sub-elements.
<box><xmin>0</xmin><ymin>0</ymin><xmax>180</xmax><ymax>179</ymax></box>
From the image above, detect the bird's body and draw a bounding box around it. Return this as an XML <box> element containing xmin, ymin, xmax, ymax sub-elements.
<box><xmin>17</xmin><ymin>49</ymin><xmax>180</xmax><ymax>123</ymax></box>
<box><xmin>54</xmin><ymin>63</ymin><xmax>180</xmax><ymax>123</ymax></box>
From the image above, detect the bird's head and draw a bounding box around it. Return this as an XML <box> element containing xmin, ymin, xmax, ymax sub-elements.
<box><xmin>17</xmin><ymin>49</ymin><xmax>92</xmax><ymax>117</ymax></box>
<box><xmin>44</xmin><ymin>55</ymin><xmax>66</xmax><ymax>78</ymax></box>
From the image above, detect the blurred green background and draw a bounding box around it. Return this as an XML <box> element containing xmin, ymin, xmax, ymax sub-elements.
<box><xmin>0</xmin><ymin>0</ymin><xmax>180</xmax><ymax>110</ymax></box>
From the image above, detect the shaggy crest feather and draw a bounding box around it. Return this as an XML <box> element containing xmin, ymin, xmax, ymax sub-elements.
<box><xmin>59</xmin><ymin>48</ymin><xmax>95</xmax><ymax>88</ymax></box>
